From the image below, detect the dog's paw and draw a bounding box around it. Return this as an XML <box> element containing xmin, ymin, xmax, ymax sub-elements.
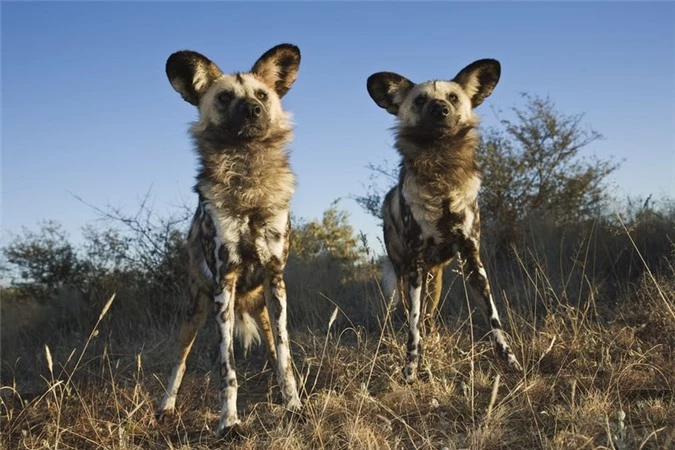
<box><xmin>281</xmin><ymin>395</ymin><xmax>305</xmax><ymax>423</ymax></box>
<box><xmin>155</xmin><ymin>408</ymin><xmax>175</xmax><ymax>424</ymax></box>
<box><xmin>506</xmin><ymin>354</ymin><xmax>523</xmax><ymax>373</ymax></box>
<box><xmin>402</xmin><ymin>365</ymin><xmax>417</xmax><ymax>384</ymax></box>
<box><xmin>216</xmin><ymin>421</ymin><xmax>246</xmax><ymax>440</ymax></box>
<box><xmin>285</xmin><ymin>395</ymin><xmax>302</xmax><ymax>412</ymax></box>
<box><xmin>283</xmin><ymin>404</ymin><xmax>306</xmax><ymax>424</ymax></box>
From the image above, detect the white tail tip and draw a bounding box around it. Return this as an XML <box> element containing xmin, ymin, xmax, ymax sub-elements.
<box><xmin>382</xmin><ymin>257</ymin><xmax>400</xmax><ymax>305</ymax></box>
<box><xmin>234</xmin><ymin>312</ymin><xmax>261</xmax><ymax>352</ymax></box>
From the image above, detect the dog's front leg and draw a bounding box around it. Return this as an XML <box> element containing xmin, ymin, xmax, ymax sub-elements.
<box><xmin>457</xmin><ymin>237</ymin><xmax>522</xmax><ymax>372</ymax></box>
<box><xmin>214</xmin><ymin>273</ymin><xmax>242</xmax><ymax>435</ymax></box>
<box><xmin>403</xmin><ymin>263</ymin><xmax>424</xmax><ymax>383</ymax></box>
<box><xmin>264</xmin><ymin>271</ymin><xmax>302</xmax><ymax>411</ymax></box>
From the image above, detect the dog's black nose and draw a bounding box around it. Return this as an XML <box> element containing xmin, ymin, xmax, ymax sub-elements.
<box><xmin>430</xmin><ymin>100</ymin><xmax>450</xmax><ymax>118</ymax></box>
<box><xmin>241</xmin><ymin>101</ymin><xmax>262</xmax><ymax>118</ymax></box>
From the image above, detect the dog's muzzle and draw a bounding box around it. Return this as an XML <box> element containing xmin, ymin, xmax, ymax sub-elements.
<box><xmin>429</xmin><ymin>99</ymin><xmax>450</xmax><ymax>120</ymax></box>
<box><xmin>239</xmin><ymin>100</ymin><xmax>263</xmax><ymax>119</ymax></box>
<box><xmin>231</xmin><ymin>99</ymin><xmax>268</xmax><ymax>138</ymax></box>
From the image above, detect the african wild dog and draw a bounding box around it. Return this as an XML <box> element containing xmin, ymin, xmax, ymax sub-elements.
<box><xmin>156</xmin><ymin>44</ymin><xmax>302</xmax><ymax>435</ymax></box>
<box><xmin>367</xmin><ymin>59</ymin><xmax>522</xmax><ymax>383</ymax></box>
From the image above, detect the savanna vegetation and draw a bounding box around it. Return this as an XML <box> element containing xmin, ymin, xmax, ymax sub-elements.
<box><xmin>2</xmin><ymin>95</ymin><xmax>674</xmax><ymax>449</ymax></box>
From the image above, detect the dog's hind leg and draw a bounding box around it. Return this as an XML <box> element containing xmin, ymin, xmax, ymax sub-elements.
<box><xmin>423</xmin><ymin>265</ymin><xmax>444</xmax><ymax>337</ymax></box>
<box><xmin>457</xmin><ymin>237</ymin><xmax>522</xmax><ymax>372</ymax></box>
<box><xmin>254</xmin><ymin>304</ymin><xmax>278</xmax><ymax>369</ymax></box>
<box><xmin>157</xmin><ymin>280</ymin><xmax>210</xmax><ymax>419</ymax></box>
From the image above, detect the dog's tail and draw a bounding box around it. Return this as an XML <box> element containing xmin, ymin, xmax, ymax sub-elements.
<box><xmin>381</xmin><ymin>257</ymin><xmax>400</xmax><ymax>306</ymax></box>
<box><xmin>234</xmin><ymin>312</ymin><xmax>261</xmax><ymax>353</ymax></box>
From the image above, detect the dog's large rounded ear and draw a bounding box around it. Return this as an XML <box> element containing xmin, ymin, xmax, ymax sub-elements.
<box><xmin>367</xmin><ymin>72</ymin><xmax>414</xmax><ymax>115</ymax></box>
<box><xmin>453</xmin><ymin>59</ymin><xmax>501</xmax><ymax>108</ymax></box>
<box><xmin>166</xmin><ymin>51</ymin><xmax>223</xmax><ymax>106</ymax></box>
<box><xmin>251</xmin><ymin>44</ymin><xmax>301</xmax><ymax>98</ymax></box>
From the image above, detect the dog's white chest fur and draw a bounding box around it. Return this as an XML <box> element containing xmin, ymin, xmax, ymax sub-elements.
<box><xmin>203</xmin><ymin>203</ymin><xmax>288</xmax><ymax>267</ymax></box>
<box><xmin>401</xmin><ymin>175</ymin><xmax>442</xmax><ymax>242</ymax></box>
<box><xmin>402</xmin><ymin>173</ymin><xmax>481</xmax><ymax>240</ymax></box>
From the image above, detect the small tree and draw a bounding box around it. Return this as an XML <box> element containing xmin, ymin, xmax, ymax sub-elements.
<box><xmin>291</xmin><ymin>203</ymin><xmax>367</xmax><ymax>266</ymax></box>
<box><xmin>74</xmin><ymin>192</ymin><xmax>192</xmax><ymax>293</ymax></box>
<box><xmin>286</xmin><ymin>203</ymin><xmax>377</xmax><ymax>329</ymax></box>
<box><xmin>478</xmin><ymin>94</ymin><xmax>618</xmax><ymax>244</ymax></box>
<box><xmin>2</xmin><ymin>221</ymin><xmax>86</xmax><ymax>298</ymax></box>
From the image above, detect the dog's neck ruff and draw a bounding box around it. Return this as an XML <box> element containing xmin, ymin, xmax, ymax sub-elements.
<box><xmin>192</xmin><ymin>127</ymin><xmax>296</xmax><ymax>215</ymax></box>
<box><xmin>395</xmin><ymin>125</ymin><xmax>481</xmax><ymax>202</ymax></box>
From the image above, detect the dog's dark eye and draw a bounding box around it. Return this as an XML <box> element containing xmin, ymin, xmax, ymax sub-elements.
<box><xmin>218</xmin><ymin>91</ymin><xmax>234</xmax><ymax>104</ymax></box>
<box><xmin>256</xmin><ymin>90</ymin><xmax>268</xmax><ymax>101</ymax></box>
<box><xmin>448</xmin><ymin>93</ymin><xmax>459</xmax><ymax>104</ymax></box>
<box><xmin>414</xmin><ymin>95</ymin><xmax>426</xmax><ymax>108</ymax></box>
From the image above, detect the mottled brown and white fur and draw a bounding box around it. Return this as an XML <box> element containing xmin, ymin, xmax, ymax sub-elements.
<box><xmin>156</xmin><ymin>44</ymin><xmax>302</xmax><ymax>435</ymax></box>
<box><xmin>367</xmin><ymin>59</ymin><xmax>522</xmax><ymax>383</ymax></box>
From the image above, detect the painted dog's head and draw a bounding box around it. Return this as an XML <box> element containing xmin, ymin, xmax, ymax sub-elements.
<box><xmin>367</xmin><ymin>59</ymin><xmax>500</xmax><ymax>141</ymax></box>
<box><xmin>166</xmin><ymin>44</ymin><xmax>301</xmax><ymax>142</ymax></box>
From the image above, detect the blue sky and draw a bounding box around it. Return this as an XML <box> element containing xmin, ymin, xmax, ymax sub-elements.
<box><xmin>2</xmin><ymin>1</ymin><xmax>674</xmax><ymax>254</ymax></box>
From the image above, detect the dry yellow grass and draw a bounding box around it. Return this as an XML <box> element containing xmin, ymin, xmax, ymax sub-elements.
<box><xmin>2</xmin><ymin>216</ymin><xmax>675</xmax><ymax>449</ymax></box>
<box><xmin>2</xmin><ymin>270</ymin><xmax>675</xmax><ymax>450</ymax></box>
